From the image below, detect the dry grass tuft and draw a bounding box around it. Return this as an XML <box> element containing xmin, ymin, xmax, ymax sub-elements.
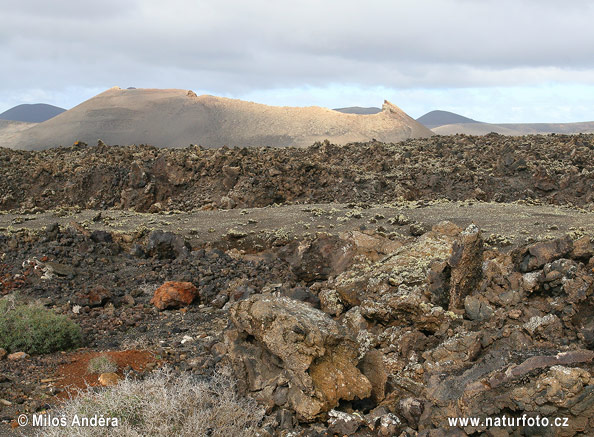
<box><xmin>38</xmin><ymin>368</ymin><xmax>265</xmax><ymax>437</ymax></box>
<box><xmin>86</xmin><ymin>354</ymin><xmax>118</xmax><ymax>374</ymax></box>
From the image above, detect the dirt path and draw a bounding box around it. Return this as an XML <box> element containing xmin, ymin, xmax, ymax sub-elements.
<box><xmin>1</xmin><ymin>201</ymin><xmax>592</xmax><ymax>249</ymax></box>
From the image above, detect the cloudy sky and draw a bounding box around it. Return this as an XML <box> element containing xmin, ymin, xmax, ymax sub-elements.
<box><xmin>2</xmin><ymin>0</ymin><xmax>594</xmax><ymax>122</ymax></box>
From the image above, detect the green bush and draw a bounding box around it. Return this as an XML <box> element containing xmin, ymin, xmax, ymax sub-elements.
<box><xmin>0</xmin><ymin>299</ymin><xmax>82</xmax><ymax>354</ymax></box>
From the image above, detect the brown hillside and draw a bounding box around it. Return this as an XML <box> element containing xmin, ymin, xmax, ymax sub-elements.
<box><xmin>0</xmin><ymin>88</ymin><xmax>433</xmax><ymax>150</ymax></box>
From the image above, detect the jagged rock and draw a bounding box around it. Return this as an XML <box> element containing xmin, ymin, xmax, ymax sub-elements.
<box><xmin>427</xmin><ymin>260</ymin><xmax>450</xmax><ymax>309</ymax></box>
<box><xmin>2</xmin><ymin>136</ymin><xmax>594</xmax><ymax>211</ymax></box>
<box><xmin>343</xmin><ymin>230</ymin><xmax>402</xmax><ymax>260</ymax></box>
<box><xmin>150</xmin><ymin>281</ymin><xmax>199</xmax><ymax>310</ymax></box>
<box><xmin>225</xmin><ymin>295</ymin><xmax>371</xmax><ymax>421</ymax></box>
<box><xmin>281</xmin><ymin>286</ymin><xmax>320</xmax><ymax>308</ymax></box>
<box><xmin>571</xmin><ymin>236</ymin><xmax>594</xmax><ymax>260</ymax></box>
<box><xmin>358</xmin><ymin>349</ymin><xmax>388</xmax><ymax>402</ymax></box>
<box><xmin>146</xmin><ymin>230</ymin><xmax>190</xmax><ymax>259</ymax></box>
<box><xmin>327</xmin><ymin>410</ymin><xmax>363</xmax><ymax>436</ymax></box>
<box><xmin>522</xmin><ymin>270</ymin><xmax>542</xmax><ymax>292</ymax></box>
<box><xmin>422</xmin><ymin>331</ymin><xmax>481</xmax><ymax>373</ymax></box>
<box><xmin>423</xmin><ymin>348</ymin><xmax>594</xmax><ymax>433</ymax></box>
<box><xmin>319</xmin><ymin>289</ymin><xmax>344</xmax><ymax>316</ymax></box>
<box><xmin>337</xmin><ymin>222</ymin><xmax>461</xmax><ymax>322</ymax></box>
<box><xmin>448</xmin><ymin>224</ymin><xmax>483</xmax><ymax>309</ymax></box>
<box><xmin>409</xmin><ymin>222</ymin><xmax>429</xmax><ymax>236</ymax></box>
<box><xmin>519</xmin><ymin>236</ymin><xmax>573</xmax><ymax>272</ymax></box>
<box><xmin>360</xmin><ymin>285</ymin><xmax>460</xmax><ymax>333</ymax></box>
<box><xmin>377</xmin><ymin>413</ymin><xmax>402</xmax><ymax>436</ymax></box>
<box><xmin>279</xmin><ymin>234</ymin><xmax>354</xmax><ymax>282</ymax></box>
<box><xmin>463</xmin><ymin>295</ymin><xmax>494</xmax><ymax>322</ymax></box>
<box><xmin>222</xmin><ymin>165</ymin><xmax>241</xmax><ymax>189</ymax></box>
<box><xmin>399</xmin><ymin>397</ymin><xmax>424</xmax><ymax>429</ymax></box>
<box><xmin>276</xmin><ymin>409</ymin><xmax>296</xmax><ymax>430</ymax></box>
<box><xmin>523</xmin><ymin>314</ymin><xmax>563</xmax><ymax>339</ymax></box>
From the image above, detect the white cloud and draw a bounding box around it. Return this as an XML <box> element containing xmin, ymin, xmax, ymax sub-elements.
<box><xmin>1</xmin><ymin>0</ymin><xmax>594</xmax><ymax>121</ymax></box>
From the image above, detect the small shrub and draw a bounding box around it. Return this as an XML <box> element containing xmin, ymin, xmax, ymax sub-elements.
<box><xmin>39</xmin><ymin>368</ymin><xmax>265</xmax><ymax>437</ymax></box>
<box><xmin>0</xmin><ymin>299</ymin><xmax>82</xmax><ymax>354</ymax></box>
<box><xmin>87</xmin><ymin>354</ymin><xmax>118</xmax><ymax>374</ymax></box>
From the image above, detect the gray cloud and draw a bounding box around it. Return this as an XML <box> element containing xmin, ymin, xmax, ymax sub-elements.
<box><xmin>2</xmin><ymin>0</ymin><xmax>594</xmax><ymax>118</ymax></box>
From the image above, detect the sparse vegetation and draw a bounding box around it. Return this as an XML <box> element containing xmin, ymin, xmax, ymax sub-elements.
<box><xmin>0</xmin><ymin>298</ymin><xmax>82</xmax><ymax>354</ymax></box>
<box><xmin>87</xmin><ymin>354</ymin><xmax>118</xmax><ymax>374</ymax></box>
<box><xmin>39</xmin><ymin>368</ymin><xmax>265</xmax><ymax>437</ymax></box>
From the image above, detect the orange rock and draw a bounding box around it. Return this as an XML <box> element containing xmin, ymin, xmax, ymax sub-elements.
<box><xmin>150</xmin><ymin>281</ymin><xmax>199</xmax><ymax>310</ymax></box>
<box><xmin>98</xmin><ymin>372</ymin><xmax>120</xmax><ymax>386</ymax></box>
<box><xmin>7</xmin><ymin>351</ymin><xmax>29</xmax><ymax>361</ymax></box>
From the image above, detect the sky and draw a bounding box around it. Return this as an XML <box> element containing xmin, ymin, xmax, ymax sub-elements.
<box><xmin>2</xmin><ymin>0</ymin><xmax>594</xmax><ymax>123</ymax></box>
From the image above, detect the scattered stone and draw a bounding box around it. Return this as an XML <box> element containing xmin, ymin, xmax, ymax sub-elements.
<box><xmin>226</xmin><ymin>228</ymin><xmax>247</xmax><ymax>239</ymax></box>
<box><xmin>73</xmin><ymin>285</ymin><xmax>112</xmax><ymax>307</ymax></box>
<box><xmin>409</xmin><ymin>222</ymin><xmax>428</xmax><ymax>236</ymax></box>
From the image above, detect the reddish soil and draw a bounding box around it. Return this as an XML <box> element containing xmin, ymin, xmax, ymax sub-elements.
<box><xmin>53</xmin><ymin>349</ymin><xmax>158</xmax><ymax>399</ymax></box>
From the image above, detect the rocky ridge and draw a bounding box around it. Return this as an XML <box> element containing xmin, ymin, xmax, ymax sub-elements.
<box><xmin>1</xmin><ymin>133</ymin><xmax>593</xmax><ymax>213</ymax></box>
<box><xmin>0</xmin><ymin>134</ymin><xmax>593</xmax><ymax>436</ymax></box>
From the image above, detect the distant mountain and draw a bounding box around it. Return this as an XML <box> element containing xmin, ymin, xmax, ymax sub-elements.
<box><xmin>416</xmin><ymin>110</ymin><xmax>478</xmax><ymax>128</ymax></box>
<box><xmin>432</xmin><ymin>121</ymin><xmax>594</xmax><ymax>136</ymax></box>
<box><xmin>333</xmin><ymin>107</ymin><xmax>382</xmax><ymax>115</ymax></box>
<box><xmin>1</xmin><ymin>88</ymin><xmax>433</xmax><ymax>150</ymax></box>
<box><xmin>431</xmin><ymin>122</ymin><xmax>523</xmax><ymax>136</ymax></box>
<box><xmin>0</xmin><ymin>103</ymin><xmax>66</xmax><ymax>123</ymax></box>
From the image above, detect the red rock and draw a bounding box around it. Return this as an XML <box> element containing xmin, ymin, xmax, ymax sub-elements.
<box><xmin>150</xmin><ymin>281</ymin><xmax>199</xmax><ymax>310</ymax></box>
